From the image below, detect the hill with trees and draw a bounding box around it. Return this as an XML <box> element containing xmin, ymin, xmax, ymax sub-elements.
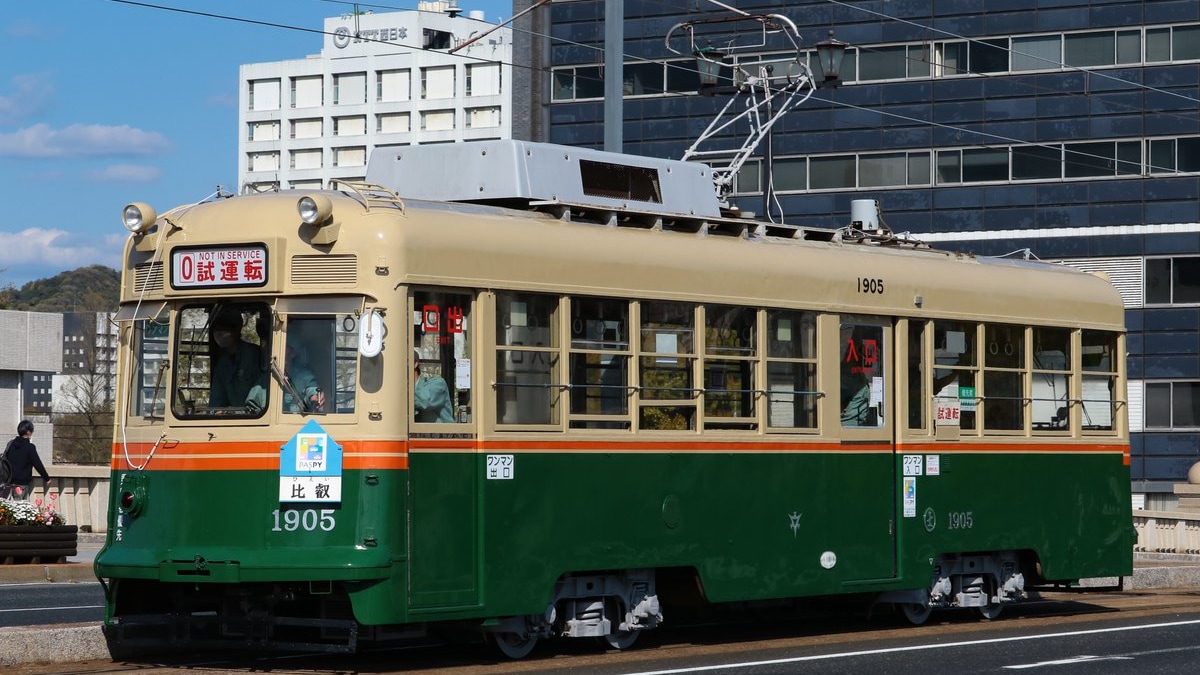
<box><xmin>0</xmin><ymin>265</ymin><xmax>120</xmax><ymax>312</ymax></box>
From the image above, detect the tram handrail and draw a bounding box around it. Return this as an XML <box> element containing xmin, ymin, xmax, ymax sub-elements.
<box><xmin>491</xmin><ymin>381</ymin><xmax>826</xmax><ymax>399</ymax></box>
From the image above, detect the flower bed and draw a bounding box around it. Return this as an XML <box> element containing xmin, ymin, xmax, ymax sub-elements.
<box><xmin>0</xmin><ymin>494</ymin><xmax>76</xmax><ymax>564</ymax></box>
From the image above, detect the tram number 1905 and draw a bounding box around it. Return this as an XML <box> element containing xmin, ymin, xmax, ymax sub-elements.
<box><xmin>948</xmin><ymin>510</ymin><xmax>974</xmax><ymax>530</ymax></box>
<box><xmin>858</xmin><ymin>277</ymin><xmax>885</xmax><ymax>294</ymax></box>
<box><xmin>271</xmin><ymin>508</ymin><xmax>336</xmax><ymax>532</ymax></box>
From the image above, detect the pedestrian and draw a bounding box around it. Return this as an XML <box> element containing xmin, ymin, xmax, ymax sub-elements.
<box><xmin>2</xmin><ymin>420</ymin><xmax>51</xmax><ymax>501</ymax></box>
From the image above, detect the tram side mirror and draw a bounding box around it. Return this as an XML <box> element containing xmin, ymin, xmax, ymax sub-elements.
<box><xmin>359</xmin><ymin>309</ymin><xmax>385</xmax><ymax>358</ymax></box>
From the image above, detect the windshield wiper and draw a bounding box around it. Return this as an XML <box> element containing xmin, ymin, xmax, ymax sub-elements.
<box><xmin>269</xmin><ymin>357</ymin><xmax>313</xmax><ymax>413</ymax></box>
<box><xmin>146</xmin><ymin>359</ymin><xmax>169</xmax><ymax>421</ymax></box>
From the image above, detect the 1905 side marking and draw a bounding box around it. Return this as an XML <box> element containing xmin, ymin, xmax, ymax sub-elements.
<box><xmin>858</xmin><ymin>277</ymin><xmax>885</xmax><ymax>294</ymax></box>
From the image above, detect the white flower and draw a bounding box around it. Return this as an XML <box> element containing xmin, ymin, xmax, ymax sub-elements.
<box><xmin>8</xmin><ymin>501</ymin><xmax>39</xmax><ymax>524</ymax></box>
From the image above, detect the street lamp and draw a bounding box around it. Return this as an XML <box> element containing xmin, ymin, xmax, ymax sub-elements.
<box><xmin>813</xmin><ymin>30</ymin><xmax>848</xmax><ymax>88</ymax></box>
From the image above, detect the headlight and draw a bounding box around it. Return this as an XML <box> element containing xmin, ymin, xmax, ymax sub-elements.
<box><xmin>117</xmin><ymin>473</ymin><xmax>148</xmax><ymax>517</ymax></box>
<box><xmin>122</xmin><ymin>202</ymin><xmax>157</xmax><ymax>234</ymax></box>
<box><xmin>298</xmin><ymin>194</ymin><xmax>333</xmax><ymax>226</ymax></box>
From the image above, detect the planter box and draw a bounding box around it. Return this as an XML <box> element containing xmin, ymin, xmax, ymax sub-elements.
<box><xmin>0</xmin><ymin>525</ymin><xmax>78</xmax><ymax>564</ymax></box>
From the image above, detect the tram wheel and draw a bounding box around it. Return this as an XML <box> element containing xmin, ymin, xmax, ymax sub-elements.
<box><xmin>977</xmin><ymin>602</ymin><xmax>1004</xmax><ymax>620</ymax></box>
<box><xmin>488</xmin><ymin>631</ymin><xmax>538</xmax><ymax>659</ymax></box>
<box><xmin>900</xmin><ymin>601</ymin><xmax>932</xmax><ymax>626</ymax></box>
<box><xmin>602</xmin><ymin>629</ymin><xmax>640</xmax><ymax>650</ymax></box>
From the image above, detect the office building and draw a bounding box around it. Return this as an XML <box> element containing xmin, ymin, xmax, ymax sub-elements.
<box><xmin>239</xmin><ymin>2</ymin><xmax>512</xmax><ymax>192</ymax></box>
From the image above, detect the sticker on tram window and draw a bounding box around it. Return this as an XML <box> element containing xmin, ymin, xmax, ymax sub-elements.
<box><xmin>171</xmin><ymin>245</ymin><xmax>268</xmax><ymax>289</ymax></box>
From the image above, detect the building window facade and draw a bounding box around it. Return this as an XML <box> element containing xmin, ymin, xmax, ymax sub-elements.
<box><xmin>290</xmin><ymin>76</ymin><xmax>323</xmax><ymax>108</ymax></box>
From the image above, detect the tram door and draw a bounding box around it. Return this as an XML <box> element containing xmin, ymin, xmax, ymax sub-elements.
<box><xmin>408</xmin><ymin>290</ymin><xmax>480</xmax><ymax>609</ymax></box>
<box><xmin>838</xmin><ymin>316</ymin><xmax>897</xmax><ymax>580</ymax></box>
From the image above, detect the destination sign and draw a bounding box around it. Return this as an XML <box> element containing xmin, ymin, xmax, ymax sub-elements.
<box><xmin>171</xmin><ymin>245</ymin><xmax>268</xmax><ymax>289</ymax></box>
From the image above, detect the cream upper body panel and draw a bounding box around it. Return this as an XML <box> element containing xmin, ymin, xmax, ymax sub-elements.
<box><xmin>121</xmin><ymin>190</ymin><xmax>1124</xmax><ymax>332</ymax></box>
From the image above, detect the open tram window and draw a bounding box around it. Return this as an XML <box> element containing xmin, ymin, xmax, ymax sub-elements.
<box><xmin>414</xmin><ymin>290</ymin><xmax>473</xmax><ymax>424</ymax></box>
<box><xmin>1081</xmin><ymin>330</ymin><xmax>1118</xmax><ymax>431</ymax></box>
<box><xmin>171</xmin><ymin>303</ymin><xmax>271</xmax><ymax>419</ymax></box>
<box><xmin>766</xmin><ymin>310</ymin><xmax>818</xmax><ymax>430</ymax></box>
<box><xmin>982</xmin><ymin>323</ymin><xmax>1026</xmax><ymax>432</ymax></box>
<box><xmin>1032</xmin><ymin>327</ymin><xmax>1072</xmax><ymax>432</ymax></box>
<box><xmin>568</xmin><ymin>297</ymin><xmax>631</xmax><ymax>430</ymax></box>
<box><xmin>704</xmin><ymin>305</ymin><xmax>757</xmax><ymax>429</ymax></box>
<box><xmin>639</xmin><ymin>301</ymin><xmax>696</xmax><ymax>430</ymax></box>
<box><xmin>494</xmin><ymin>292</ymin><xmax>555</xmax><ymax>426</ymax></box>
<box><xmin>934</xmin><ymin>321</ymin><xmax>978</xmax><ymax>432</ymax></box>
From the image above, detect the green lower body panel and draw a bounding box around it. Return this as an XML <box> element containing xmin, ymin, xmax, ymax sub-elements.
<box><xmin>96</xmin><ymin>448</ymin><xmax>1132</xmax><ymax>641</ymax></box>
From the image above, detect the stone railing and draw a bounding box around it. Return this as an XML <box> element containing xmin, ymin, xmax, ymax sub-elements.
<box><xmin>1133</xmin><ymin>509</ymin><xmax>1200</xmax><ymax>555</ymax></box>
<box><xmin>22</xmin><ymin>466</ymin><xmax>110</xmax><ymax>534</ymax></box>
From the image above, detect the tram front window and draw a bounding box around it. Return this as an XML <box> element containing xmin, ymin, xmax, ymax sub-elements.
<box><xmin>277</xmin><ymin>315</ymin><xmax>357</xmax><ymax>415</ymax></box>
<box><xmin>172</xmin><ymin>303</ymin><xmax>271</xmax><ymax>418</ymax></box>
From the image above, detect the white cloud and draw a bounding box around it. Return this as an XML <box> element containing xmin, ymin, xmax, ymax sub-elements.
<box><xmin>0</xmin><ymin>228</ymin><xmax>123</xmax><ymax>275</ymax></box>
<box><xmin>0</xmin><ymin>123</ymin><xmax>171</xmax><ymax>158</ymax></box>
<box><xmin>207</xmin><ymin>90</ymin><xmax>238</xmax><ymax>108</ymax></box>
<box><xmin>86</xmin><ymin>164</ymin><xmax>162</xmax><ymax>184</ymax></box>
<box><xmin>0</xmin><ymin>73</ymin><xmax>54</xmax><ymax>126</ymax></box>
<box><xmin>4</xmin><ymin>19</ymin><xmax>60</xmax><ymax>40</ymax></box>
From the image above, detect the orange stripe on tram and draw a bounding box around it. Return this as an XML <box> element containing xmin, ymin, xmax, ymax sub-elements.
<box><xmin>110</xmin><ymin>439</ymin><xmax>409</xmax><ymax>471</ymax></box>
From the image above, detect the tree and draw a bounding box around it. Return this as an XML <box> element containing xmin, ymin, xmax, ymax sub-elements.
<box><xmin>52</xmin><ymin>313</ymin><xmax>116</xmax><ymax>464</ymax></box>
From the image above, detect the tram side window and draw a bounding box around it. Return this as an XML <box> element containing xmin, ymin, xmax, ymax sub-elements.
<box><xmin>983</xmin><ymin>323</ymin><xmax>1026</xmax><ymax>432</ymax></box>
<box><xmin>704</xmin><ymin>305</ymin><xmax>757</xmax><ymax>429</ymax></box>
<box><xmin>906</xmin><ymin>320</ymin><xmax>927</xmax><ymax>431</ymax></box>
<box><xmin>414</xmin><ymin>290</ymin><xmax>473</xmax><ymax>424</ymax></box>
<box><xmin>640</xmin><ymin>301</ymin><xmax>696</xmax><ymax>430</ymax></box>
<box><xmin>1081</xmin><ymin>330</ymin><xmax>1118</xmax><ymax>431</ymax></box>
<box><xmin>934</xmin><ymin>321</ymin><xmax>978</xmax><ymax>431</ymax></box>
<box><xmin>569</xmin><ymin>297</ymin><xmax>630</xmax><ymax>430</ymax></box>
<box><xmin>1032</xmin><ymin>327</ymin><xmax>1072</xmax><ymax>431</ymax></box>
<box><xmin>766</xmin><ymin>310</ymin><xmax>818</xmax><ymax>430</ymax></box>
<box><xmin>132</xmin><ymin>311</ymin><xmax>170</xmax><ymax>419</ymax></box>
<box><xmin>172</xmin><ymin>303</ymin><xmax>271</xmax><ymax>418</ymax></box>
<box><xmin>495</xmin><ymin>292</ymin><xmax>557</xmax><ymax>425</ymax></box>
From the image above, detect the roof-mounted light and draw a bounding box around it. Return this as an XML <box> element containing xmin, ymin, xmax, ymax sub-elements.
<box><xmin>298</xmin><ymin>194</ymin><xmax>334</xmax><ymax>226</ymax></box>
<box><xmin>122</xmin><ymin>202</ymin><xmax>158</xmax><ymax>234</ymax></box>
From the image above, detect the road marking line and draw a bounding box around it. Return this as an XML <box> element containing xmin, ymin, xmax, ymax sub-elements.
<box><xmin>622</xmin><ymin>618</ymin><xmax>1200</xmax><ymax>675</ymax></box>
<box><xmin>0</xmin><ymin>605</ymin><xmax>104</xmax><ymax>613</ymax></box>
<box><xmin>1005</xmin><ymin>654</ymin><xmax>1133</xmax><ymax>669</ymax></box>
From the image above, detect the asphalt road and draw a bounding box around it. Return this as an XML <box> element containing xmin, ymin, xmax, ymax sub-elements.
<box><xmin>0</xmin><ymin>581</ymin><xmax>105</xmax><ymax>627</ymax></box>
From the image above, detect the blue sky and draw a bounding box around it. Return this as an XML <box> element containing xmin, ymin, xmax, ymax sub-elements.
<box><xmin>0</xmin><ymin>0</ymin><xmax>512</xmax><ymax>289</ymax></box>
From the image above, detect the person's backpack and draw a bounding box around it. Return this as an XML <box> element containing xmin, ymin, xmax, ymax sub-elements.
<box><xmin>0</xmin><ymin>438</ymin><xmax>14</xmax><ymax>486</ymax></box>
